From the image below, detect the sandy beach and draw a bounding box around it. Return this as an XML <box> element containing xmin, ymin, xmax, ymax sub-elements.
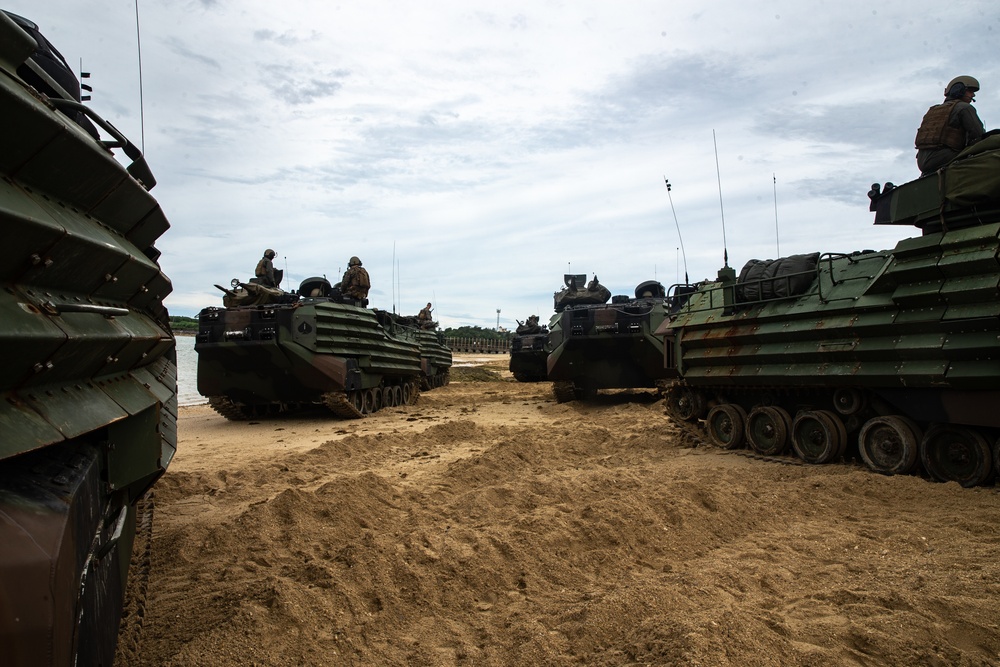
<box><xmin>132</xmin><ymin>354</ymin><xmax>1000</xmax><ymax>666</ymax></box>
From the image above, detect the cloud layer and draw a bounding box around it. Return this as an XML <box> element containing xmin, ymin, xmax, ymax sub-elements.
<box><xmin>12</xmin><ymin>0</ymin><xmax>997</xmax><ymax>327</ymax></box>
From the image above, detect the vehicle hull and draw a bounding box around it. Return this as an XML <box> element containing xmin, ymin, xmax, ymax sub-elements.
<box><xmin>196</xmin><ymin>301</ymin><xmax>424</xmax><ymax>418</ymax></box>
<box><xmin>0</xmin><ymin>12</ymin><xmax>176</xmax><ymax>664</ymax></box>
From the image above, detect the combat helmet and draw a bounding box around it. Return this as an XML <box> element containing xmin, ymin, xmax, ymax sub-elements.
<box><xmin>349</xmin><ymin>256</ymin><xmax>361</xmax><ymax>266</ymax></box>
<box><xmin>264</xmin><ymin>248</ymin><xmax>276</xmax><ymax>259</ymax></box>
<box><xmin>946</xmin><ymin>75</ymin><xmax>980</xmax><ymax>98</ymax></box>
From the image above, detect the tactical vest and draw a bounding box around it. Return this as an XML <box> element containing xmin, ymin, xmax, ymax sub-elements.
<box><xmin>914</xmin><ymin>100</ymin><xmax>966</xmax><ymax>151</ymax></box>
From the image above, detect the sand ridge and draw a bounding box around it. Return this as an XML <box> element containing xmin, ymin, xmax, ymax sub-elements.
<box><xmin>135</xmin><ymin>355</ymin><xmax>1000</xmax><ymax>666</ymax></box>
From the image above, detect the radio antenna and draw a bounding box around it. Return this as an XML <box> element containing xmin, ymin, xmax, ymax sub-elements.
<box><xmin>79</xmin><ymin>60</ymin><xmax>91</xmax><ymax>101</ymax></box>
<box><xmin>392</xmin><ymin>241</ymin><xmax>396</xmax><ymax>313</ymax></box>
<box><xmin>663</xmin><ymin>177</ymin><xmax>689</xmax><ymax>284</ymax></box>
<box><xmin>133</xmin><ymin>0</ymin><xmax>145</xmax><ymax>152</ymax></box>
<box><xmin>713</xmin><ymin>130</ymin><xmax>729</xmax><ymax>268</ymax></box>
<box><xmin>773</xmin><ymin>173</ymin><xmax>780</xmax><ymax>255</ymax></box>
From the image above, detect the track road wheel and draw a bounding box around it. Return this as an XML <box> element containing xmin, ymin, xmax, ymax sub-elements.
<box><xmin>828</xmin><ymin>411</ymin><xmax>849</xmax><ymax>459</ymax></box>
<box><xmin>362</xmin><ymin>389</ymin><xmax>376</xmax><ymax>414</ymax></box>
<box><xmin>920</xmin><ymin>425</ymin><xmax>993</xmax><ymax>487</ymax></box>
<box><xmin>745</xmin><ymin>406</ymin><xmax>791</xmax><ymax>456</ymax></box>
<box><xmin>668</xmin><ymin>387</ymin><xmax>706</xmax><ymax>422</ymax></box>
<box><xmin>349</xmin><ymin>391</ymin><xmax>363</xmax><ymax>413</ymax></box>
<box><xmin>706</xmin><ymin>404</ymin><xmax>746</xmax><ymax>449</ymax></box>
<box><xmin>791</xmin><ymin>410</ymin><xmax>844</xmax><ymax>464</ymax></box>
<box><xmin>382</xmin><ymin>386</ymin><xmax>394</xmax><ymax>408</ymax></box>
<box><xmin>832</xmin><ymin>388</ymin><xmax>866</xmax><ymax>416</ymax></box>
<box><xmin>858</xmin><ymin>415</ymin><xmax>921</xmax><ymax>475</ymax></box>
<box><xmin>392</xmin><ymin>385</ymin><xmax>403</xmax><ymax>407</ymax></box>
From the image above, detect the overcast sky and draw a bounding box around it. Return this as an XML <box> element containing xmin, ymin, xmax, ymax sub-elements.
<box><xmin>12</xmin><ymin>1</ymin><xmax>997</xmax><ymax>328</ymax></box>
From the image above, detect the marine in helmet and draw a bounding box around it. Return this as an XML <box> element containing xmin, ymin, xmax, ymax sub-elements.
<box><xmin>255</xmin><ymin>249</ymin><xmax>278</xmax><ymax>287</ymax></box>
<box><xmin>915</xmin><ymin>75</ymin><xmax>986</xmax><ymax>175</ymax></box>
<box><xmin>516</xmin><ymin>314</ymin><xmax>541</xmax><ymax>335</ymax></box>
<box><xmin>417</xmin><ymin>302</ymin><xmax>436</xmax><ymax>329</ymax></box>
<box><xmin>341</xmin><ymin>256</ymin><xmax>371</xmax><ymax>301</ymax></box>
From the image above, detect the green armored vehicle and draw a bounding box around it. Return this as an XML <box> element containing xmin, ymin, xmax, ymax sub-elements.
<box><xmin>547</xmin><ymin>274</ymin><xmax>671</xmax><ymax>402</ymax></box>
<box><xmin>509</xmin><ymin>315</ymin><xmax>549</xmax><ymax>382</ymax></box>
<box><xmin>196</xmin><ymin>276</ymin><xmax>424</xmax><ymax>418</ymax></box>
<box><xmin>0</xmin><ymin>11</ymin><xmax>176</xmax><ymax>665</ymax></box>
<box><xmin>411</xmin><ymin>327</ymin><xmax>452</xmax><ymax>390</ymax></box>
<box><xmin>662</xmin><ymin>133</ymin><xmax>1000</xmax><ymax>486</ymax></box>
<box><xmin>378</xmin><ymin>312</ymin><xmax>452</xmax><ymax>389</ymax></box>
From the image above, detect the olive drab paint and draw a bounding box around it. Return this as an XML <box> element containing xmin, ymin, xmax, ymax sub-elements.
<box><xmin>661</xmin><ymin>135</ymin><xmax>1000</xmax><ymax>487</ymax></box>
<box><xmin>0</xmin><ymin>11</ymin><xmax>177</xmax><ymax>665</ymax></box>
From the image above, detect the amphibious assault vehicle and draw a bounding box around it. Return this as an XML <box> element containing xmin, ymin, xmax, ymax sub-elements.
<box><xmin>509</xmin><ymin>315</ymin><xmax>549</xmax><ymax>382</ymax></box>
<box><xmin>196</xmin><ymin>277</ymin><xmax>427</xmax><ymax>419</ymax></box>
<box><xmin>378</xmin><ymin>312</ymin><xmax>452</xmax><ymax>390</ymax></box>
<box><xmin>0</xmin><ymin>11</ymin><xmax>177</xmax><ymax>665</ymax></box>
<box><xmin>662</xmin><ymin>133</ymin><xmax>1000</xmax><ymax>486</ymax></box>
<box><xmin>547</xmin><ymin>274</ymin><xmax>672</xmax><ymax>402</ymax></box>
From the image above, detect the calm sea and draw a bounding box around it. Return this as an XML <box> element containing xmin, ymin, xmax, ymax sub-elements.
<box><xmin>175</xmin><ymin>335</ymin><xmax>204</xmax><ymax>406</ymax></box>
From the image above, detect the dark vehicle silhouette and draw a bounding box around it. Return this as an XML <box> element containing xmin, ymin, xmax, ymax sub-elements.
<box><xmin>509</xmin><ymin>315</ymin><xmax>549</xmax><ymax>382</ymax></box>
<box><xmin>196</xmin><ymin>278</ymin><xmax>432</xmax><ymax>419</ymax></box>
<box><xmin>547</xmin><ymin>274</ymin><xmax>672</xmax><ymax>402</ymax></box>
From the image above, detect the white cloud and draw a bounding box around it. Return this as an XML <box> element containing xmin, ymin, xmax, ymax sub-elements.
<box><xmin>11</xmin><ymin>0</ymin><xmax>997</xmax><ymax>328</ymax></box>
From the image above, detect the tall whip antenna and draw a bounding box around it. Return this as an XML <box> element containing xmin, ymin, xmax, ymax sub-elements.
<box><xmin>392</xmin><ymin>241</ymin><xmax>396</xmax><ymax>314</ymax></box>
<box><xmin>773</xmin><ymin>173</ymin><xmax>780</xmax><ymax>255</ymax></box>
<box><xmin>133</xmin><ymin>0</ymin><xmax>145</xmax><ymax>152</ymax></box>
<box><xmin>79</xmin><ymin>59</ymin><xmax>91</xmax><ymax>101</ymax></box>
<box><xmin>663</xmin><ymin>177</ymin><xmax>689</xmax><ymax>284</ymax></box>
<box><xmin>713</xmin><ymin>130</ymin><xmax>729</xmax><ymax>268</ymax></box>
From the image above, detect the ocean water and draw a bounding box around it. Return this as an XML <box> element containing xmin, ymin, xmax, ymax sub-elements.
<box><xmin>175</xmin><ymin>335</ymin><xmax>204</xmax><ymax>406</ymax></box>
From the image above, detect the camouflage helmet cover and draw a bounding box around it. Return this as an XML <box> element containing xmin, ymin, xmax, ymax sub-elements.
<box><xmin>349</xmin><ymin>256</ymin><xmax>361</xmax><ymax>266</ymax></box>
<box><xmin>264</xmin><ymin>248</ymin><xmax>276</xmax><ymax>259</ymax></box>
